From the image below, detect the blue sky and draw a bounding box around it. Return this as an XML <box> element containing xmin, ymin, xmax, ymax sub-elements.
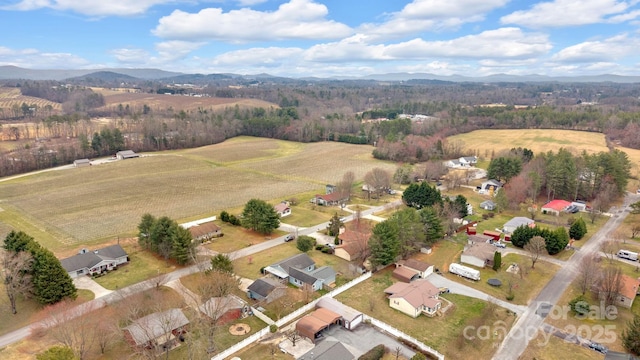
<box><xmin>1</xmin><ymin>0</ymin><xmax>640</xmax><ymax>78</ymax></box>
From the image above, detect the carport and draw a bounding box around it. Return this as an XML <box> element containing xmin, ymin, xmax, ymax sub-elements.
<box><xmin>296</xmin><ymin>308</ymin><xmax>341</xmax><ymax>343</ymax></box>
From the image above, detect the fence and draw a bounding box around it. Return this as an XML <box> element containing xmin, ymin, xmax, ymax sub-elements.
<box><xmin>366</xmin><ymin>317</ymin><xmax>444</xmax><ymax>360</ymax></box>
<box><xmin>211</xmin><ymin>271</ymin><xmax>374</xmax><ymax>360</ymax></box>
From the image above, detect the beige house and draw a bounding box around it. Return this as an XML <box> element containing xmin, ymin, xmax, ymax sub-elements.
<box><xmin>334</xmin><ymin>228</ymin><xmax>371</xmax><ymax>262</ymax></box>
<box><xmin>398</xmin><ymin>258</ymin><xmax>434</xmax><ymax>278</ymax></box>
<box><xmin>461</xmin><ymin>243</ymin><xmax>497</xmax><ymax>268</ymax></box>
<box><xmin>383</xmin><ymin>279</ymin><xmax>442</xmax><ymax>318</ymax></box>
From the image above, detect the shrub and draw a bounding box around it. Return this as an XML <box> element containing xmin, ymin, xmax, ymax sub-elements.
<box><xmin>269</xmin><ymin>324</ymin><xmax>278</xmax><ymax>333</ymax></box>
<box><xmin>315</xmin><ymin>245</ymin><xmax>324</xmax><ymax>250</ymax></box>
<box><xmin>482</xmin><ymin>213</ymin><xmax>489</xmax><ymax>220</ymax></box>
<box><xmin>220</xmin><ymin>210</ymin><xmax>230</xmax><ymax>223</ymax></box>
<box><xmin>411</xmin><ymin>354</ymin><xmax>427</xmax><ymax>360</ymax></box>
<box><xmin>506</xmin><ymin>294</ymin><xmax>515</xmax><ymax>301</ymax></box>
<box><xmin>358</xmin><ymin>344</ymin><xmax>386</xmax><ymax>360</ymax></box>
<box><xmin>488</xmin><ymin>212</ymin><xmax>495</xmax><ymax>218</ymax></box>
<box><xmin>569</xmin><ymin>295</ymin><xmax>590</xmax><ymax>316</ymax></box>
<box><xmin>228</xmin><ymin>215</ymin><xmax>241</xmax><ymax>226</ymax></box>
<box><xmin>335</xmin><ymin>236</ymin><xmax>340</xmax><ymax>245</ymax></box>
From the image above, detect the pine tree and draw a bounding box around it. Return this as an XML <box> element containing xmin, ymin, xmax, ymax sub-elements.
<box><xmin>623</xmin><ymin>315</ymin><xmax>640</xmax><ymax>355</ymax></box>
<box><xmin>368</xmin><ymin>221</ymin><xmax>400</xmax><ymax>268</ymax></box>
<box><xmin>493</xmin><ymin>251</ymin><xmax>502</xmax><ymax>271</ymax></box>
<box><xmin>420</xmin><ymin>207</ymin><xmax>444</xmax><ymax>245</ymax></box>
<box><xmin>31</xmin><ymin>247</ymin><xmax>77</xmax><ymax>305</ymax></box>
<box><xmin>241</xmin><ymin>199</ymin><xmax>280</xmax><ymax>235</ymax></box>
<box><xmin>137</xmin><ymin>213</ymin><xmax>156</xmax><ymax>249</ymax></box>
<box><xmin>171</xmin><ymin>225</ymin><xmax>194</xmax><ymax>265</ymax></box>
<box><xmin>569</xmin><ymin>217</ymin><xmax>587</xmax><ymax>240</ymax></box>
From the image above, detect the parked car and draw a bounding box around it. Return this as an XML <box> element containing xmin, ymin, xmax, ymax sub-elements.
<box><xmin>284</xmin><ymin>234</ymin><xmax>295</xmax><ymax>242</ymax></box>
<box><xmin>387</xmin><ymin>189</ymin><xmax>397</xmax><ymax>195</ymax></box>
<box><xmin>565</xmin><ymin>205</ymin><xmax>579</xmax><ymax>213</ymax></box>
<box><xmin>588</xmin><ymin>342</ymin><xmax>608</xmax><ymax>354</ymax></box>
<box><xmin>493</xmin><ymin>241</ymin><xmax>506</xmax><ymax>248</ymax></box>
<box><xmin>438</xmin><ymin>287</ymin><xmax>450</xmax><ymax>294</ymax></box>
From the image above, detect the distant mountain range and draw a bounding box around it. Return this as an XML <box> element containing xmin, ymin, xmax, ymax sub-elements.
<box><xmin>1</xmin><ymin>65</ymin><xmax>640</xmax><ymax>83</ymax></box>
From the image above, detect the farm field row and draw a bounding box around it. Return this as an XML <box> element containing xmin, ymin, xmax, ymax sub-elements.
<box><xmin>0</xmin><ymin>137</ymin><xmax>396</xmax><ymax>253</ymax></box>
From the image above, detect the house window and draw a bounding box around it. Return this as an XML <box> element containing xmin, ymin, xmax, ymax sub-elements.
<box><xmin>393</xmin><ymin>300</ymin><xmax>399</xmax><ymax>305</ymax></box>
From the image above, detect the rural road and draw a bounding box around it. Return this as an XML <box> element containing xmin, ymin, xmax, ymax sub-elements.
<box><xmin>0</xmin><ymin>199</ymin><xmax>404</xmax><ymax>349</ymax></box>
<box><xmin>493</xmin><ymin>192</ymin><xmax>640</xmax><ymax>360</ymax></box>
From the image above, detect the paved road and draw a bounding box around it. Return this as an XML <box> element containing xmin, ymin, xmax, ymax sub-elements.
<box><xmin>493</xmin><ymin>192</ymin><xmax>640</xmax><ymax>360</ymax></box>
<box><xmin>0</xmin><ymin>199</ymin><xmax>404</xmax><ymax>349</ymax></box>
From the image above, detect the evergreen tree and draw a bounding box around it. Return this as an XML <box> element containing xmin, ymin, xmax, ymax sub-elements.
<box><xmin>296</xmin><ymin>235</ymin><xmax>315</xmax><ymax>252</ymax></box>
<box><xmin>3</xmin><ymin>230</ymin><xmax>33</xmax><ymax>252</ymax></box>
<box><xmin>454</xmin><ymin>194</ymin><xmax>468</xmax><ymax>217</ymax></box>
<box><xmin>149</xmin><ymin>216</ymin><xmax>176</xmax><ymax>255</ymax></box>
<box><xmin>368</xmin><ymin>221</ymin><xmax>400</xmax><ymax>268</ymax></box>
<box><xmin>487</xmin><ymin>157</ymin><xmax>522</xmax><ymax>182</ymax></box>
<box><xmin>210</xmin><ymin>254</ymin><xmax>234</xmax><ymax>274</ymax></box>
<box><xmin>327</xmin><ymin>213</ymin><xmax>343</xmax><ymax>236</ymax></box>
<box><xmin>171</xmin><ymin>225</ymin><xmax>194</xmax><ymax>265</ymax></box>
<box><xmin>390</xmin><ymin>208</ymin><xmax>425</xmax><ymax>258</ymax></box>
<box><xmin>569</xmin><ymin>217</ymin><xmax>587</xmax><ymax>240</ymax></box>
<box><xmin>402</xmin><ymin>181</ymin><xmax>442</xmax><ymax>209</ymax></box>
<box><xmin>623</xmin><ymin>315</ymin><xmax>640</xmax><ymax>355</ymax></box>
<box><xmin>31</xmin><ymin>247</ymin><xmax>77</xmax><ymax>305</ymax></box>
<box><xmin>241</xmin><ymin>199</ymin><xmax>280</xmax><ymax>235</ymax></box>
<box><xmin>137</xmin><ymin>213</ymin><xmax>156</xmax><ymax>250</ymax></box>
<box><xmin>493</xmin><ymin>251</ymin><xmax>502</xmax><ymax>271</ymax></box>
<box><xmin>510</xmin><ymin>225</ymin><xmax>537</xmax><ymax>248</ymax></box>
<box><xmin>420</xmin><ymin>207</ymin><xmax>444</xmax><ymax>245</ymax></box>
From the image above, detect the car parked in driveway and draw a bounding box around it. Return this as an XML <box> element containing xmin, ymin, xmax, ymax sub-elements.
<box><xmin>284</xmin><ymin>234</ymin><xmax>294</xmax><ymax>242</ymax></box>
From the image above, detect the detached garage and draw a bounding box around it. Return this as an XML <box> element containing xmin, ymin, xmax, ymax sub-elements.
<box><xmin>316</xmin><ymin>297</ymin><xmax>364</xmax><ymax>330</ymax></box>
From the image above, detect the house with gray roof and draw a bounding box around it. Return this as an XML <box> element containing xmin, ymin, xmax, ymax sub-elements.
<box><xmin>503</xmin><ymin>216</ymin><xmax>535</xmax><ymax>234</ymax></box>
<box><xmin>263</xmin><ymin>253</ymin><xmax>335</xmax><ymax>291</ymax></box>
<box><xmin>298</xmin><ymin>341</ymin><xmax>355</xmax><ymax>360</ymax></box>
<box><xmin>116</xmin><ymin>150</ymin><xmax>139</xmax><ymax>160</ymax></box>
<box><xmin>123</xmin><ymin>308</ymin><xmax>189</xmax><ymax>349</ymax></box>
<box><xmin>480</xmin><ymin>200</ymin><xmax>496</xmax><ymax>211</ymax></box>
<box><xmin>60</xmin><ymin>244</ymin><xmax>128</xmax><ymax>279</ymax></box>
<box><xmin>247</xmin><ymin>277</ymin><xmax>286</xmax><ymax>304</ymax></box>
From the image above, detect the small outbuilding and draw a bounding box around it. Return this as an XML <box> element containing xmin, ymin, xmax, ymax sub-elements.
<box><xmin>296</xmin><ymin>308</ymin><xmax>341</xmax><ymax>343</ymax></box>
<box><xmin>73</xmin><ymin>158</ymin><xmax>91</xmax><ymax>167</ymax></box>
<box><xmin>316</xmin><ymin>297</ymin><xmax>364</xmax><ymax>330</ymax></box>
<box><xmin>199</xmin><ymin>295</ymin><xmax>249</xmax><ymax>325</ymax></box>
<box><xmin>393</xmin><ymin>266</ymin><xmax>420</xmax><ymax>283</ymax></box>
<box><xmin>480</xmin><ymin>200</ymin><xmax>496</xmax><ymax>211</ymax></box>
<box><xmin>116</xmin><ymin>150</ymin><xmax>139</xmax><ymax>160</ymax></box>
<box><xmin>123</xmin><ymin>308</ymin><xmax>189</xmax><ymax>349</ymax></box>
<box><xmin>247</xmin><ymin>277</ymin><xmax>286</xmax><ymax>304</ymax></box>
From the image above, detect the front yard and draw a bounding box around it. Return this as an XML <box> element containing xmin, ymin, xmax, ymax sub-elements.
<box><xmin>335</xmin><ymin>269</ymin><xmax>516</xmax><ymax>359</ymax></box>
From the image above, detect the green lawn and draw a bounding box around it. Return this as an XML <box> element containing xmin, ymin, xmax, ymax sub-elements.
<box><xmin>93</xmin><ymin>243</ymin><xmax>177</xmax><ymax>290</ymax></box>
<box><xmin>282</xmin><ymin>206</ymin><xmax>343</xmax><ymax>227</ymax></box>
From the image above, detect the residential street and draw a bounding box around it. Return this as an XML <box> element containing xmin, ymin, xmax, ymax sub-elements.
<box><xmin>0</xmin><ymin>199</ymin><xmax>404</xmax><ymax>349</ymax></box>
<box><xmin>493</xmin><ymin>192</ymin><xmax>640</xmax><ymax>360</ymax></box>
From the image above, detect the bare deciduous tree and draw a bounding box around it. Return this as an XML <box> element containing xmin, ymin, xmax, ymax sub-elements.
<box><xmin>524</xmin><ymin>236</ymin><xmax>547</xmax><ymax>269</ymax></box>
<box><xmin>631</xmin><ymin>224</ymin><xmax>640</xmax><ymax>239</ymax></box>
<box><xmin>600</xmin><ymin>239</ymin><xmax>620</xmax><ymax>264</ymax></box>
<box><xmin>42</xmin><ymin>300</ymin><xmax>101</xmax><ymax>360</ymax></box>
<box><xmin>363</xmin><ymin>168</ymin><xmax>391</xmax><ymax>200</ymax></box>
<box><xmin>576</xmin><ymin>253</ymin><xmax>600</xmax><ymax>295</ymax></box>
<box><xmin>596</xmin><ymin>266</ymin><xmax>623</xmax><ymax>307</ymax></box>
<box><xmin>337</xmin><ymin>171</ymin><xmax>355</xmax><ymax>200</ymax></box>
<box><xmin>286</xmin><ymin>329</ymin><xmax>301</xmax><ymax>347</ymax></box>
<box><xmin>422</xmin><ymin>160</ymin><xmax>448</xmax><ymax>182</ymax></box>
<box><xmin>1</xmin><ymin>249</ymin><xmax>33</xmax><ymax>314</ymax></box>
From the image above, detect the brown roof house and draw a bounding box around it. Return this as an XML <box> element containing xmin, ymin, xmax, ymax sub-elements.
<box><xmin>398</xmin><ymin>258</ymin><xmax>434</xmax><ymax>278</ymax></box>
<box><xmin>274</xmin><ymin>202</ymin><xmax>292</xmax><ymax>217</ymax></box>
<box><xmin>384</xmin><ymin>279</ymin><xmax>442</xmax><ymax>318</ymax></box>
<box><xmin>187</xmin><ymin>222</ymin><xmax>223</xmax><ymax>242</ymax></box>
<box><xmin>335</xmin><ymin>228</ymin><xmax>371</xmax><ymax>262</ymax></box>
<box><xmin>461</xmin><ymin>243</ymin><xmax>498</xmax><ymax>268</ymax></box>
<box><xmin>123</xmin><ymin>308</ymin><xmax>189</xmax><ymax>351</ymax></box>
<box><xmin>595</xmin><ymin>275</ymin><xmax>640</xmax><ymax>309</ymax></box>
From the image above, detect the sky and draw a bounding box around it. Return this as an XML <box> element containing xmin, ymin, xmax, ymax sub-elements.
<box><xmin>1</xmin><ymin>0</ymin><xmax>640</xmax><ymax>78</ymax></box>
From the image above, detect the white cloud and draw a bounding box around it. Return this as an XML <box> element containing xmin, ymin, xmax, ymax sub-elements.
<box><xmin>383</xmin><ymin>28</ymin><xmax>551</xmax><ymax>59</ymax></box>
<box><xmin>210</xmin><ymin>47</ymin><xmax>304</xmax><ymax>68</ymax></box>
<box><xmin>153</xmin><ymin>0</ymin><xmax>352</xmax><ymax>42</ymax></box>
<box><xmin>552</xmin><ymin>34</ymin><xmax>640</xmax><ymax>62</ymax></box>
<box><xmin>304</xmin><ymin>35</ymin><xmax>389</xmax><ymax>62</ymax></box>
<box><xmin>109</xmin><ymin>48</ymin><xmax>150</xmax><ymax>63</ymax></box>
<box><xmin>2</xmin><ymin>0</ymin><xmax>175</xmax><ymax>16</ymax></box>
<box><xmin>0</xmin><ymin>46</ymin><xmax>90</xmax><ymax>68</ymax></box>
<box><xmin>501</xmin><ymin>0</ymin><xmax>638</xmax><ymax>28</ymax></box>
<box><xmin>358</xmin><ymin>0</ymin><xmax>509</xmax><ymax>40</ymax></box>
<box><xmin>236</xmin><ymin>0</ymin><xmax>267</xmax><ymax>5</ymax></box>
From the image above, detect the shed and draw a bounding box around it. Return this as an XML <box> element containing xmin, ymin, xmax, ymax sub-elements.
<box><xmin>73</xmin><ymin>158</ymin><xmax>91</xmax><ymax>167</ymax></box>
<box><xmin>246</xmin><ymin>277</ymin><xmax>286</xmax><ymax>304</ymax></box>
<box><xmin>116</xmin><ymin>150</ymin><xmax>139</xmax><ymax>160</ymax></box>
<box><xmin>296</xmin><ymin>308</ymin><xmax>341</xmax><ymax>343</ymax></box>
<box><xmin>480</xmin><ymin>200</ymin><xmax>496</xmax><ymax>211</ymax></box>
<box><xmin>123</xmin><ymin>308</ymin><xmax>189</xmax><ymax>348</ymax></box>
<box><xmin>199</xmin><ymin>295</ymin><xmax>248</xmax><ymax>325</ymax></box>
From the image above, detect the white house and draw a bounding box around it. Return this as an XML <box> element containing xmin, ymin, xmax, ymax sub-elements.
<box><xmin>274</xmin><ymin>202</ymin><xmax>291</xmax><ymax>217</ymax></box>
<box><xmin>503</xmin><ymin>217</ymin><xmax>535</xmax><ymax>234</ymax></box>
<box><xmin>60</xmin><ymin>244</ymin><xmax>128</xmax><ymax>278</ymax></box>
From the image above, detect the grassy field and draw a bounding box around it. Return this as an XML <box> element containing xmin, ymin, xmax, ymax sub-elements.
<box><xmin>616</xmin><ymin>145</ymin><xmax>640</xmax><ymax>192</ymax></box>
<box><xmin>0</xmin><ymin>137</ymin><xmax>397</xmax><ymax>254</ymax></box>
<box><xmin>335</xmin><ymin>268</ymin><xmax>516</xmax><ymax>359</ymax></box>
<box><xmin>448</xmin><ymin>129</ymin><xmax>609</xmax><ymax>157</ymax></box>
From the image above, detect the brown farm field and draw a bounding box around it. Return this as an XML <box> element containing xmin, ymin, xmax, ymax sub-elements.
<box><xmin>448</xmin><ymin>129</ymin><xmax>609</xmax><ymax>156</ymax></box>
<box><xmin>0</xmin><ymin>87</ymin><xmax>62</xmax><ymax>114</ymax></box>
<box><xmin>94</xmin><ymin>90</ymin><xmax>277</xmax><ymax>113</ymax></box>
<box><xmin>0</xmin><ymin>137</ymin><xmax>397</xmax><ymax>254</ymax></box>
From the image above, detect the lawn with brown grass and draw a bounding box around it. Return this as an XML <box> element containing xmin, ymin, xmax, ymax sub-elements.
<box><xmin>205</xmin><ymin>222</ymin><xmax>286</xmax><ymax>254</ymax></box>
<box><xmin>616</xmin><ymin>145</ymin><xmax>640</xmax><ymax>192</ymax></box>
<box><xmin>0</xmin><ymin>137</ymin><xmax>399</xmax><ymax>254</ymax></box>
<box><xmin>519</xmin><ymin>330</ymin><xmax>601</xmax><ymax>360</ymax></box>
<box><xmin>448</xmin><ymin>129</ymin><xmax>609</xmax><ymax>157</ymax></box>
<box><xmin>228</xmin><ymin>342</ymin><xmax>294</xmax><ymax>360</ymax></box>
<box><xmin>335</xmin><ymin>268</ymin><xmax>516</xmax><ymax>359</ymax></box>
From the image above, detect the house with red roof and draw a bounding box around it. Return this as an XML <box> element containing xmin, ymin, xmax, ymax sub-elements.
<box><xmin>541</xmin><ymin>199</ymin><xmax>572</xmax><ymax>216</ymax></box>
<box><xmin>617</xmin><ymin>275</ymin><xmax>640</xmax><ymax>309</ymax></box>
